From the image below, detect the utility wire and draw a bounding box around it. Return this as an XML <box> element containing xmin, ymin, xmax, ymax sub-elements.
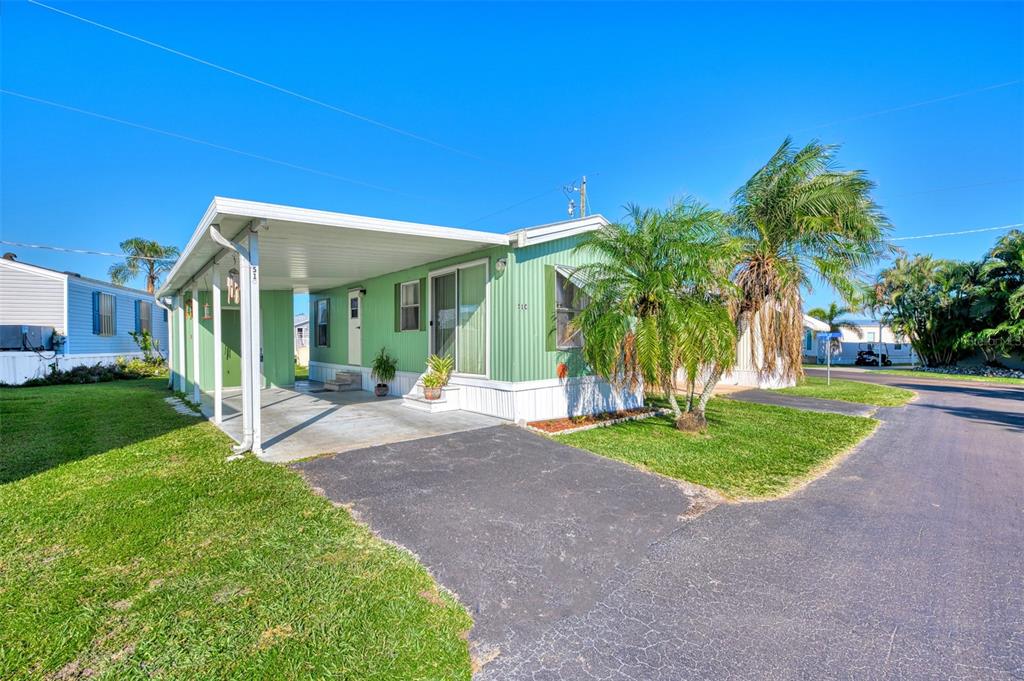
<box><xmin>26</xmin><ymin>0</ymin><xmax>482</xmax><ymax>160</ymax></box>
<box><xmin>0</xmin><ymin>240</ymin><xmax>174</xmax><ymax>260</ymax></box>
<box><xmin>1</xmin><ymin>89</ymin><xmax>433</xmax><ymax>201</ymax></box>
<box><xmin>889</xmin><ymin>223</ymin><xmax>1022</xmax><ymax>241</ymax></box>
<box><xmin>792</xmin><ymin>79</ymin><xmax>1023</xmax><ymax>134</ymax></box>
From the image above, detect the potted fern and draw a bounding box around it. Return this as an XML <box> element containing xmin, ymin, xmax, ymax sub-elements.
<box><xmin>371</xmin><ymin>347</ymin><xmax>398</xmax><ymax>397</ymax></box>
<box><xmin>422</xmin><ymin>353</ymin><xmax>453</xmax><ymax>400</ymax></box>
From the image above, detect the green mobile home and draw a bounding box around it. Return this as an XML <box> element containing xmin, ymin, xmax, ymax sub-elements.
<box><xmin>159</xmin><ymin>197</ymin><xmax>641</xmax><ymax>457</ymax></box>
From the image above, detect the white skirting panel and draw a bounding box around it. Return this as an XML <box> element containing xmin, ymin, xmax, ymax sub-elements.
<box><xmin>308</xmin><ymin>361</ymin><xmax>421</xmax><ymax>397</ymax></box>
<box><xmin>308</xmin><ymin>360</ymin><xmax>643</xmax><ymax>422</ymax></box>
<box><xmin>0</xmin><ymin>351</ymin><xmax>146</xmax><ymax>385</ymax></box>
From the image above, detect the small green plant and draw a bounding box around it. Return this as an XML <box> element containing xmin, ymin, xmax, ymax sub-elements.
<box><xmin>421</xmin><ymin>371</ymin><xmax>445</xmax><ymax>389</ymax></box>
<box><xmin>371</xmin><ymin>347</ymin><xmax>398</xmax><ymax>386</ymax></box>
<box><xmin>426</xmin><ymin>354</ymin><xmax>453</xmax><ymax>386</ymax></box>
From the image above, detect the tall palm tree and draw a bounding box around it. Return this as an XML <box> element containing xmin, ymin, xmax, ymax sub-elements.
<box><xmin>698</xmin><ymin>137</ymin><xmax>891</xmax><ymax>405</ymax></box>
<box><xmin>109</xmin><ymin>238</ymin><xmax>180</xmax><ymax>293</ymax></box>
<box><xmin>571</xmin><ymin>201</ymin><xmax>736</xmax><ymax>429</ymax></box>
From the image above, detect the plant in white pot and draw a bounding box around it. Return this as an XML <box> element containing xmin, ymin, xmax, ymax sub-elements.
<box><xmin>371</xmin><ymin>347</ymin><xmax>398</xmax><ymax>397</ymax></box>
<box><xmin>422</xmin><ymin>354</ymin><xmax>453</xmax><ymax>400</ymax></box>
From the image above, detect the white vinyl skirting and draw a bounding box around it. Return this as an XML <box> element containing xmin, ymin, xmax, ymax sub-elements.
<box><xmin>309</xmin><ymin>360</ymin><xmax>643</xmax><ymax>422</ymax></box>
<box><xmin>0</xmin><ymin>351</ymin><xmax>147</xmax><ymax>385</ymax></box>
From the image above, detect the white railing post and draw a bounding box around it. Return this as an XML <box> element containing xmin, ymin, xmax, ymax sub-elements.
<box><xmin>176</xmin><ymin>293</ymin><xmax>186</xmax><ymax>394</ymax></box>
<box><xmin>191</xmin><ymin>283</ymin><xmax>201</xmax><ymax>405</ymax></box>
<box><xmin>246</xmin><ymin>227</ymin><xmax>262</xmax><ymax>456</ymax></box>
<box><xmin>212</xmin><ymin>260</ymin><xmax>223</xmax><ymax>425</ymax></box>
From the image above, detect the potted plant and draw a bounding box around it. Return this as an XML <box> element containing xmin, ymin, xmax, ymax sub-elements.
<box><xmin>371</xmin><ymin>347</ymin><xmax>397</xmax><ymax>397</ymax></box>
<box><xmin>422</xmin><ymin>354</ymin><xmax>453</xmax><ymax>400</ymax></box>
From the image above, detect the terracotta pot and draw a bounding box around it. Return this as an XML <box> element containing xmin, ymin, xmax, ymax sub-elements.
<box><xmin>374</xmin><ymin>384</ymin><xmax>389</xmax><ymax>397</ymax></box>
<box><xmin>423</xmin><ymin>386</ymin><xmax>442</xmax><ymax>401</ymax></box>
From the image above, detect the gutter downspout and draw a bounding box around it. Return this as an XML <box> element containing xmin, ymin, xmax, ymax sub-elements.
<box><xmin>154</xmin><ymin>296</ymin><xmax>174</xmax><ymax>389</ymax></box>
<box><xmin>207</xmin><ymin>223</ymin><xmax>262</xmax><ymax>456</ymax></box>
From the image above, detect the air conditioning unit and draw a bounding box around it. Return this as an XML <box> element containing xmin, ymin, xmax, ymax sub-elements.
<box><xmin>0</xmin><ymin>325</ymin><xmax>55</xmax><ymax>351</ymax></box>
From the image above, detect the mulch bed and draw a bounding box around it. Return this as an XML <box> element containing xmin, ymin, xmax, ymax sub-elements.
<box><xmin>527</xmin><ymin>407</ymin><xmax>657</xmax><ymax>434</ymax></box>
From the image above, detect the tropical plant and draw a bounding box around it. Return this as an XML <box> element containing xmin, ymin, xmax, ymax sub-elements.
<box><xmin>869</xmin><ymin>231</ymin><xmax>1024</xmax><ymax>367</ymax></box>
<box><xmin>571</xmin><ymin>201</ymin><xmax>737</xmax><ymax>429</ymax></box>
<box><xmin>699</xmin><ymin>137</ymin><xmax>891</xmax><ymax>402</ymax></box>
<box><xmin>370</xmin><ymin>347</ymin><xmax>398</xmax><ymax>385</ymax></box>
<box><xmin>108</xmin><ymin>238</ymin><xmax>180</xmax><ymax>293</ymax></box>
<box><xmin>129</xmin><ymin>330</ymin><xmax>165</xmax><ymax>364</ymax></box>
<box><xmin>425</xmin><ymin>354</ymin><xmax>453</xmax><ymax>386</ymax></box>
<box><xmin>806</xmin><ymin>301</ymin><xmax>864</xmax><ymax>353</ymax></box>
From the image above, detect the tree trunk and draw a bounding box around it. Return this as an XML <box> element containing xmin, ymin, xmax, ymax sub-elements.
<box><xmin>662</xmin><ymin>377</ymin><xmax>682</xmax><ymax>419</ymax></box>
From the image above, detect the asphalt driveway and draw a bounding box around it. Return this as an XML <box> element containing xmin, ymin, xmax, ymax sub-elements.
<box><xmin>297</xmin><ymin>372</ymin><xmax>1023</xmax><ymax>679</ymax></box>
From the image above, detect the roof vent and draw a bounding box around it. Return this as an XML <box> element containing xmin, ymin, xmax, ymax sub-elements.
<box><xmin>2</xmin><ymin>252</ymin><xmax>16</xmax><ymax>260</ymax></box>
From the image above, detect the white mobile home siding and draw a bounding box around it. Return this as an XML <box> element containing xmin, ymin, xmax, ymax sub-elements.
<box><xmin>0</xmin><ymin>260</ymin><xmax>65</xmax><ymax>328</ymax></box>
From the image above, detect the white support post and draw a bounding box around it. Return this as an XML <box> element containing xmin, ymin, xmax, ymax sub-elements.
<box><xmin>163</xmin><ymin>300</ymin><xmax>174</xmax><ymax>389</ymax></box>
<box><xmin>212</xmin><ymin>261</ymin><xmax>223</xmax><ymax>425</ymax></box>
<box><xmin>175</xmin><ymin>293</ymin><xmax>186</xmax><ymax>394</ymax></box>
<box><xmin>245</xmin><ymin>228</ymin><xmax>262</xmax><ymax>456</ymax></box>
<box><xmin>191</xmin><ymin>284</ymin><xmax>201</xmax><ymax>405</ymax></box>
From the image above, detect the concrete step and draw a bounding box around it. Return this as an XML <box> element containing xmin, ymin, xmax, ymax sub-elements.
<box><xmin>324</xmin><ymin>371</ymin><xmax>362</xmax><ymax>391</ymax></box>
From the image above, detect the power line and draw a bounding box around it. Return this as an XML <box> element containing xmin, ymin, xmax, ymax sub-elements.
<box><xmin>1</xmin><ymin>89</ymin><xmax>432</xmax><ymax>201</ymax></box>
<box><xmin>26</xmin><ymin>0</ymin><xmax>482</xmax><ymax>160</ymax></box>
<box><xmin>890</xmin><ymin>223</ymin><xmax>1022</xmax><ymax>242</ymax></box>
<box><xmin>0</xmin><ymin>240</ymin><xmax>173</xmax><ymax>260</ymax></box>
<box><xmin>792</xmin><ymin>79</ymin><xmax>1023</xmax><ymax>134</ymax></box>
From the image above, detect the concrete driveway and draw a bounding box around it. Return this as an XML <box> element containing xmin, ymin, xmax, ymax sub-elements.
<box><xmin>297</xmin><ymin>371</ymin><xmax>1023</xmax><ymax>679</ymax></box>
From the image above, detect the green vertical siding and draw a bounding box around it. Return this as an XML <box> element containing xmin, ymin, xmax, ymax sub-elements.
<box><xmin>504</xmin><ymin>234</ymin><xmax>594</xmax><ymax>382</ymax></box>
<box><xmin>310</xmin><ymin>246</ymin><xmax>511</xmax><ymax>378</ymax></box>
<box><xmin>171</xmin><ymin>289</ymin><xmax>294</xmax><ymax>393</ymax></box>
<box><xmin>307</xmin><ymin>233</ymin><xmax>601</xmax><ymax>384</ymax></box>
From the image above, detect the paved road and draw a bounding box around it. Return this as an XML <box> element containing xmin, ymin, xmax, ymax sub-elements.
<box><xmin>304</xmin><ymin>373</ymin><xmax>1024</xmax><ymax>679</ymax></box>
<box><xmin>727</xmin><ymin>386</ymin><xmax>877</xmax><ymax>417</ymax></box>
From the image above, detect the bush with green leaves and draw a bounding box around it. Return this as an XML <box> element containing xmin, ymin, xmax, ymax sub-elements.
<box><xmin>19</xmin><ymin>357</ymin><xmax>165</xmax><ymax>387</ymax></box>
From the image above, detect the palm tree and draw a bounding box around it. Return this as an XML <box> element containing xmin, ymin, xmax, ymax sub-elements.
<box><xmin>109</xmin><ymin>238</ymin><xmax>180</xmax><ymax>293</ymax></box>
<box><xmin>806</xmin><ymin>301</ymin><xmax>863</xmax><ymax>353</ymax></box>
<box><xmin>571</xmin><ymin>201</ymin><xmax>737</xmax><ymax>429</ymax></box>
<box><xmin>697</xmin><ymin>137</ymin><xmax>891</xmax><ymax>406</ymax></box>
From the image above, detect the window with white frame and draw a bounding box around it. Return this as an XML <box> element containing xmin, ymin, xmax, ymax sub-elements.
<box><xmin>400</xmin><ymin>281</ymin><xmax>420</xmax><ymax>331</ymax></box>
<box><xmin>555</xmin><ymin>267</ymin><xmax>587</xmax><ymax>349</ymax></box>
<box><xmin>93</xmin><ymin>292</ymin><xmax>116</xmax><ymax>336</ymax></box>
<box><xmin>315</xmin><ymin>299</ymin><xmax>330</xmax><ymax>347</ymax></box>
<box><xmin>137</xmin><ymin>300</ymin><xmax>152</xmax><ymax>334</ymax></box>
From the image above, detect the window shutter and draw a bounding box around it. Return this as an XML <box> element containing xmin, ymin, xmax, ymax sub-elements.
<box><xmin>135</xmin><ymin>300</ymin><xmax>141</xmax><ymax>333</ymax></box>
<box><xmin>544</xmin><ymin>265</ymin><xmax>557</xmax><ymax>352</ymax></box>
<box><xmin>418</xmin><ymin>277</ymin><xmax>427</xmax><ymax>331</ymax></box>
<box><xmin>394</xmin><ymin>283</ymin><xmax>402</xmax><ymax>332</ymax></box>
<box><xmin>92</xmin><ymin>291</ymin><xmax>101</xmax><ymax>335</ymax></box>
<box><xmin>111</xmin><ymin>296</ymin><xmax>117</xmax><ymax>335</ymax></box>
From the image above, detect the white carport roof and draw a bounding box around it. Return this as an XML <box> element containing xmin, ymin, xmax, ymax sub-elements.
<box><xmin>803</xmin><ymin>314</ymin><xmax>831</xmax><ymax>332</ymax></box>
<box><xmin>157</xmin><ymin>197</ymin><xmax>514</xmax><ymax>296</ymax></box>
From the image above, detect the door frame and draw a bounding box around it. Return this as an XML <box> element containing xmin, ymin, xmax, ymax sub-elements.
<box><xmin>347</xmin><ymin>288</ymin><xmax>363</xmax><ymax>366</ymax></box>
<box><xmin>427</xmin><ymin>257</ymin><xmax>490</xmax><ymax>378</ymax></box>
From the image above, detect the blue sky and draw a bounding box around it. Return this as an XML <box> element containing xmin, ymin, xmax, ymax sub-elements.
<box><xmin>2</xmin><ymin>1</ymin><xmax>1022</xmax><ymax>316</ymax></box>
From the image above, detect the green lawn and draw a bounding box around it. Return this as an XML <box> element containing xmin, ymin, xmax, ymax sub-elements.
<box><xmin>295</xmin><ymin>364</ymin><xmax>309</xmax><ymax>381</ymax></box>
<box><xmin>0</xmin><ymin>380</ymin><xmax>471</xmax><ymax>680</ymax></box>
<box><xmin>777</xmin><ymin>376</ymin><xmax>914</xmax><ymax>406</ymax></box>
<box><xmin>875</xmin><ymin>369</ymin><xmax>1024</xmax><ymax>386</ymax></box>
<box><xmin>560</xmin><ymin>398</ymin><xmax>877</xmax><ymax>500</ymax></box>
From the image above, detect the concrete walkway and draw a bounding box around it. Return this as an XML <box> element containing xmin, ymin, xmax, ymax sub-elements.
<box><xmin>204</xmin><ymin>382</ymin><xmax>504</xmax><ymax>462</ymax></box>
<box><xmin>726</xmin><ymin>387</ymin><xmax>877</xmax><ymax>417</ymax></box>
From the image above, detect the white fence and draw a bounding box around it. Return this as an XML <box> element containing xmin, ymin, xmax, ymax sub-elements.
<box><xmin>0</xmin><ymin>351</ymin><xmax>146</xmax><ymax>385</ymax></box>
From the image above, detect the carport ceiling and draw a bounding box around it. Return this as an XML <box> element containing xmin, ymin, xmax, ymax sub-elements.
<box><xmin>159</xmin><ymin>197</ymin><xmax>512</xmax><ymax>294</ymax></box>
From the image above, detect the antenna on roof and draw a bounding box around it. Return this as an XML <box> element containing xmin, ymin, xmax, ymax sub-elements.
<box><xmin>563</xmin><ymin>176</ymin><xmax>587</xmax><ymax>218</ymax></box>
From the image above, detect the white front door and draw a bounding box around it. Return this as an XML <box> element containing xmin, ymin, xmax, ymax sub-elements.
<box><xmin>347</xmin><ymin>290</ymin><xmax>362</xmax><ymax>365</ymax></box>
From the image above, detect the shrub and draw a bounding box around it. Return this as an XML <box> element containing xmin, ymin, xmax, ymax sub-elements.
<box><xmin>18</xmin><ymin>357</ymin><xmax>166</xmax><ymax>387</ymax></box>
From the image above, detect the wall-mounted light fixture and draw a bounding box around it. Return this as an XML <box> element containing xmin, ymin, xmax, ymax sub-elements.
<box><xmin>202</xmin><ymin>302</ymin><xmax>212</xmax><ymax>320</ymax></box>
<box><xmin>495</xmin><ymin>257</ymin><xmax>508</xmax><ymax>273</ymax></box>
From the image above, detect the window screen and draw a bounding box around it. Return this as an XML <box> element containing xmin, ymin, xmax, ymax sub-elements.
<box><xmin>555</xmin><ymin>267</ymin><xmax>586</xmax><ymax>349</ymax></box>
<box><xmin>400</xmin><ymin>281</ymin><xmax>420</xmax><ymax>331</ymax></box>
